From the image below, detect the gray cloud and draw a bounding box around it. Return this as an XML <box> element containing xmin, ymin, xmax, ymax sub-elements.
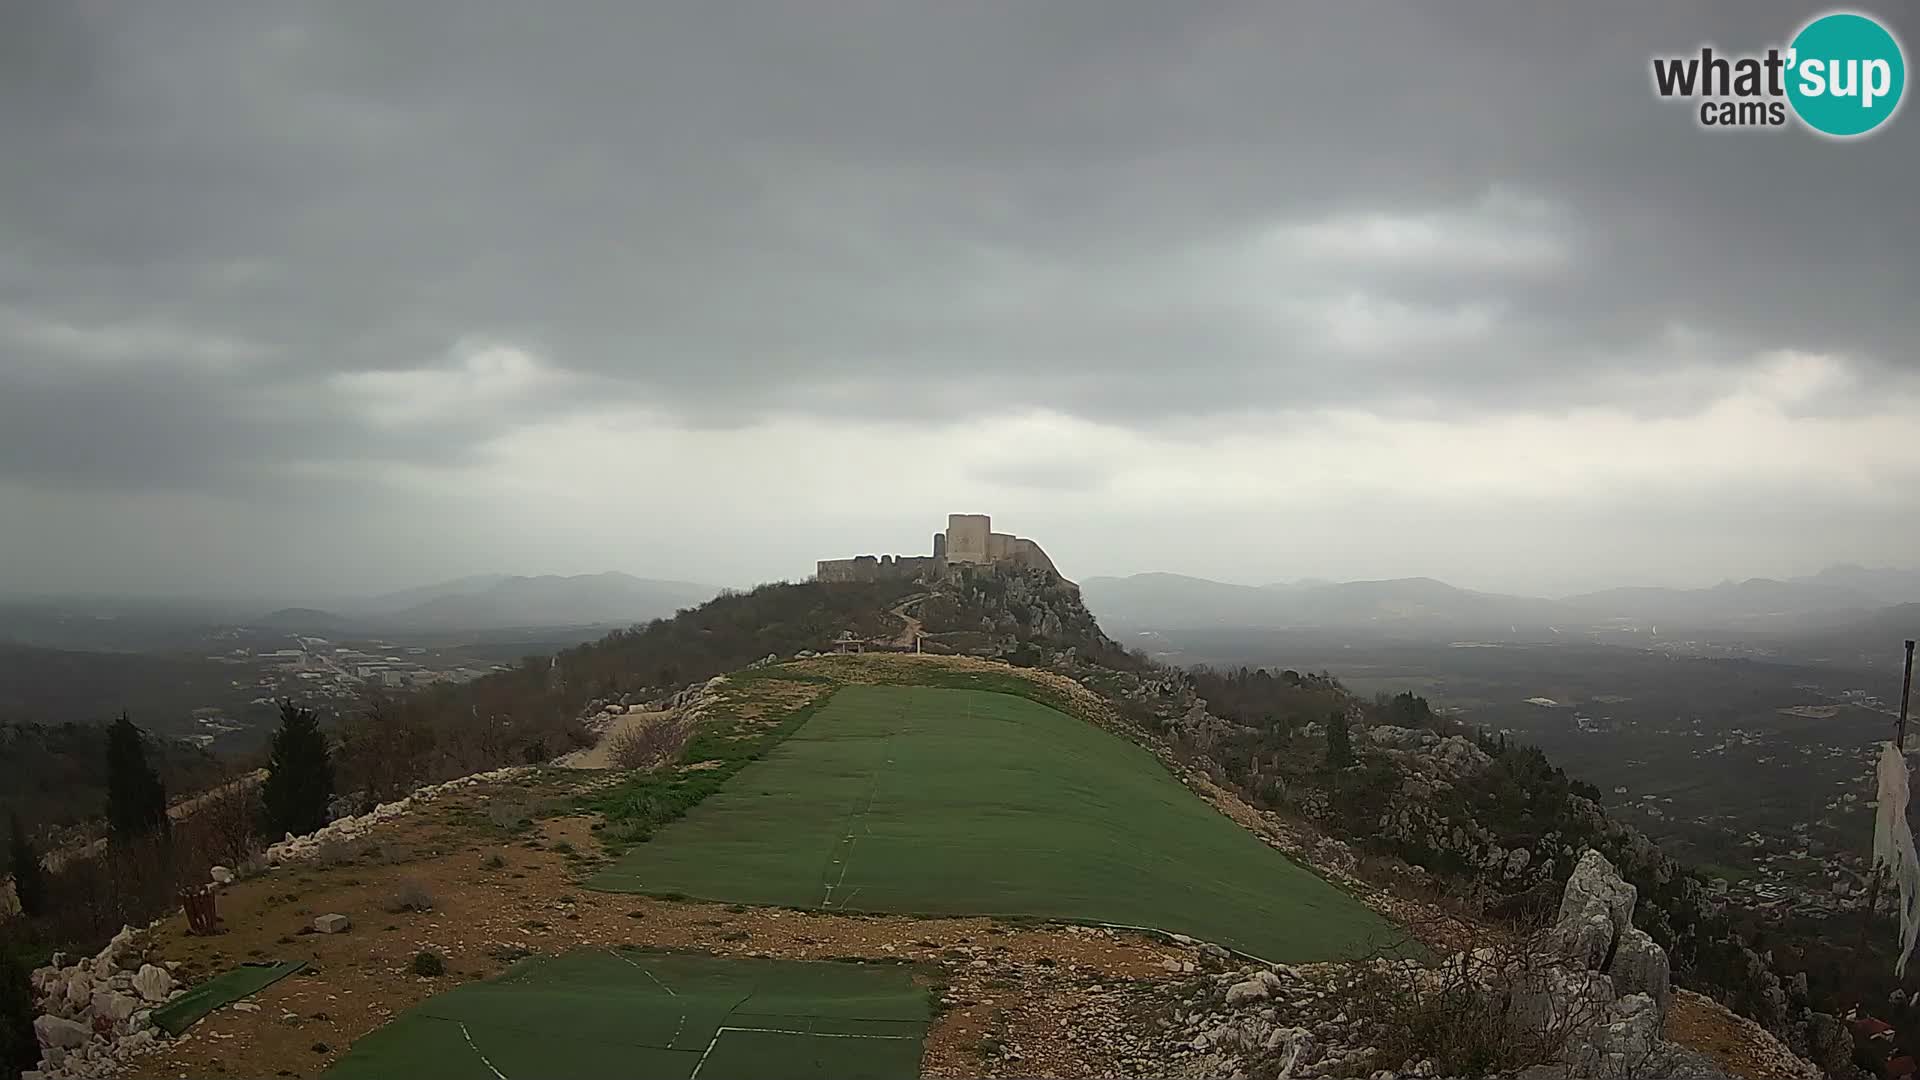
<box><xmin>1</xmin><ymin>0</ymin><xmax>1915</xmax><ymax>596</ymax></box>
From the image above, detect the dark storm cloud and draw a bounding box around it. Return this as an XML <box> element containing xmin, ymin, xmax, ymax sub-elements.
<box><xmin>0</xmin><ymin>0</ymin><xmax>1914</xmax><ymax>499</ymax></box>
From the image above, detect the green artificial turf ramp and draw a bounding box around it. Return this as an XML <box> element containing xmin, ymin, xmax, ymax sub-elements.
<box><xmin>590</xmin><ymin>685</ymin><xmax>1394</xmax><ymax>961</ymax></box>
<box><xmin>323</xmin><ymin>949</ymin><xmax>929</xmax><ymax>1080</ymax></box>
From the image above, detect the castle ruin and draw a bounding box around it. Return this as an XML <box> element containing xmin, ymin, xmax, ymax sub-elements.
<box><xmin>815</xmin><ymin>513</ymin><xmax>1063</xmax><ymax>584</ymax></box>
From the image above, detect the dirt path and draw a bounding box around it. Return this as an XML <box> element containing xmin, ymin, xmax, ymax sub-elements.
<box><xmin>888</xmin><ymin>594</ymin><xmax>926</xmax><ymax>648</ymax></box>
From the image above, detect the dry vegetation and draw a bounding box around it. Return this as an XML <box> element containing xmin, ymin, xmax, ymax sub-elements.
<box><xmin>605</xmin><ymin>718</ymin><xmax>685</xmax><ymax>770</ymax></box>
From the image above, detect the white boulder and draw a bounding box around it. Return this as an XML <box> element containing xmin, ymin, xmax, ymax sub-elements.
<box><xmin>1224</xmin><ymin>977</ymin><xmax>1271</xmax><ymax>1005</ymax></box>
<box><xmin>34</xmin><ymin>1015</ymin><xmax>90</xmax><ymax>1050</ymax></box>
<box><xmin>90</xmin><ymin>990</ymin><xmax>139</xmax><ymax>1023</ymax></box>
<box><xmin>132</xmin><ymin>964</ymin><xmax>174</xmax><ymax>1003</ymax></box>
<box><xmin>63</xmin><ymin>972</ymin><xmax>93</xmax><ymax>1010</ymax></box>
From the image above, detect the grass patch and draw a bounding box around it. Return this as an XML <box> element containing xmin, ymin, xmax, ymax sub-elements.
<box><xmin>589</xmin><ymin>685</ymin><xmax>1396</xmax><ymax>963</ymax></box>
<box><xmin>584</xmin><ymin>694</ymin><xmax>834</xmax><ymax>846</ymax></box>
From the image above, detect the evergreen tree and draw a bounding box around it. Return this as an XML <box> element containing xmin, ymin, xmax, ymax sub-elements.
<box><xmin>1325</xmin><ymin>709</ymin><xmax>1354</xmax><ymax>768</ymax></box>
<box><xmin>105</xmin><ymin>712</ymin><xmax>167</xmax><ymax>841</ymax></box>
<box><xmin>0</xmin><ymin>948</ymin><xmax>34</xmax><ymax>1080</ymax></box>
<box><xmin>4</xmin><ymin>814</ymin><xmax>44</xmax><ymax>918</ymax></box>
<box><xmin>262</xmin><ymin>701</ymin><xmax>334</xmax><ymax>838</ymax></box>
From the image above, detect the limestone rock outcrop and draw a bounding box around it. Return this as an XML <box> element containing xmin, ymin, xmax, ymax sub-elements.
<box><xmin>1534</xmin><ymin>850</ymin><xmax>1673</xmax><ymax>1028</ymax></box>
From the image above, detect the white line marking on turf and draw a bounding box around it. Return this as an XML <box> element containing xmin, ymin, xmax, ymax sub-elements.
<box><xmin>821</xmin><ymin>708</ymin><xmax>901</xmax><ymax>907</ymax></box>
<box><xmin>691</xmin><ymin>1021</ymin><xmax>922</xmax><ymax>1074</ymax></box>
<box><xmin>604</xmin><ymin>948</ymin><xmax>678</xmax><ymax>996</ymax></box>
<box><xmin>458</xmin><ymin>1021</ymin><xmax>510</xmax><ymax>1080</ymax></box>
<box><xmin>821</xmin><ymin>772</ymin><xmax>877</xmax><ymax>907</ymax></box>
<box><xmin>716</xmin><ymin>1025</ymin><xmax>916</xmax><ymax>1040</ymax></box>
<box><xmin>689</xmin><ymin>1031</ymin><xmax>722</xmax><ymax>1080</ymax></box>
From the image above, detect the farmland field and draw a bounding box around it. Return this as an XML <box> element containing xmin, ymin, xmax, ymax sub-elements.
<box><xmin>323</xmin><ymin>949</ymin><xmax>930</xmax><ymax>1080</ymax></box>
<box><xmin>590</xmin><ymin>685</ymin><xmax>1393</xmax><ymax>961</ymax></box>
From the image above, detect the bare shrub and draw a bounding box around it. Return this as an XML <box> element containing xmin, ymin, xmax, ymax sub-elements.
<box><xmin>486</xmin><ymin>798</ymin><xmax>531</xmax><ymax>831</ymax></box>
<box><xmin>184</xmin><ymin>774</ymin><xmax>267</xmax><ymax>870</ymax></box>
<box><xmin>385</xmin><ymin>878</ymin><xmax>436</xmax><ymax>913</ymax></box>
<box><xmin>36</xmin><ymin>834</ymin><xmax>180</xmax><ymax>950</ymax></box>
<box><xmin>608</xmin><ymin>718</ymin><xmax>684</xmax><ymax>771</ymax></box>
<box><xmin>1336</xmin><ymin>907</ymin><xmax>1619</xmax><ymax>1077</ymax></box>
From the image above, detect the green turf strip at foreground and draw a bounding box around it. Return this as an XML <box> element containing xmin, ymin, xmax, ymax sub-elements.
<box><xmin>149</xmin><ymin>960</ymin><xmax>306</xmax><ymax>1036</ymax></box>
<box><xmin>590</xmin><ymin>685</ymin><xmax>1396</xmax><ymax>962</ymax></box>
<box><xmin>322</xmin><ymin>949</ymin><xmax>930</xmax><ymax>1080</ymax></box>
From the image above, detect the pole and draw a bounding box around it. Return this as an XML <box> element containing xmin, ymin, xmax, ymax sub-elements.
<box><xmin>1900</xmin><ymin>639</ymin><xmax>1915</xmax><ymax>750</ymax></box>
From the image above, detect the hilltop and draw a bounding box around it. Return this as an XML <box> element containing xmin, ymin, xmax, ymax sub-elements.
<box><xmin>7</xmin><ymin>551</ymin><xmax>1855</xmax><ymax>1079</ymax></box>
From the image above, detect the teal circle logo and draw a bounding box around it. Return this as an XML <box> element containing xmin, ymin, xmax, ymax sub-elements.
<box><xmin>1787</xmin><ymin>12</ymin><xmax>1906</xmax><ymax>137</ymax></box>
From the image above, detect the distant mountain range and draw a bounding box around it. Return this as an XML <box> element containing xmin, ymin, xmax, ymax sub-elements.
<box><xmin>1771</xmin><ymin>602</ymin><xmax>1920</xmax><ymax>671</ymax></box>
<box><xmin>1786</xmin><ymin>564</ymin><xmax>1920</xmax><ymax>602</ymax></box>
<box><xmin>1082</xmin><ymin>574</ymin><xmax>1561</xmax><ymax>634</ymax></box>
<box><xmin>1082</xmin><ymin>565</ymin><xmax>1920</xmax><ymax>638</ymax></box>
<box><xmin>356</xmin><ymin>574</ymin><xmax>517</xmax><ymax>616</ymax></box>
<box><xmin>256</xmin><ymin>572</ymin><xmax>720</xmax><ymax>634</ymax></box>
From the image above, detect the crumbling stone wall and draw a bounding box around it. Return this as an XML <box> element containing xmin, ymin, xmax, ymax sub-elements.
<box><xmin>815</xmin><ymin>554</ymin><xmax>936</xmax><ymax>583</ymax></box>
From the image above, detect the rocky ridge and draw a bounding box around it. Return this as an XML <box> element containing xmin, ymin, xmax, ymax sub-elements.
<box><xmin>1141</xmin><ymin>851</ymin><xmax>1804</xmax><ymax>1079</ymax></box>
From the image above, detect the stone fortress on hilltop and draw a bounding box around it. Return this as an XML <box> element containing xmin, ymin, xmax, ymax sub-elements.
<box><xmin>815</xmin><ymin>513</ymin><xmax>1065</xmax><ymax>585</ymax></box>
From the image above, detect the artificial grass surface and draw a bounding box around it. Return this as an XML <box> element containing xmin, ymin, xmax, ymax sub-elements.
<box><xmin>590</xmin><ymin>685</ymin><xmax>1395</xmax><ymax>962</ymax></box>
<box><xmin>323</xmin><ymin>949</ymin><xmax>929</xmax><ymax>1080</ymax></box>
<box><xmin>150</xmin><ymin>960</ymin><xmax>306</xmax><ymax>1036</ymax></box>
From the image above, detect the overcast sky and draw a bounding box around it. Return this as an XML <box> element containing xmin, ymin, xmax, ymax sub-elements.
<box><xmin>2</xmin><ymin>0</ymin><xmax>1915</xmax><ymax>605</ymax></box>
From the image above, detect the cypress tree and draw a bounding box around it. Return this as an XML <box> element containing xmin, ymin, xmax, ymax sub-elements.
<box><xmin>262</xmin><ymin>701</ymin><xmax>335</xmax><ymax>838</ymax></box>
<box><xmin>105</xmin><ymin>712</ymin><xmax>167</xmax><ymax>841</ymax></box>
<box><xmin>0</xmin><ymin>948</ymin><xmax>34</xmax><ymax>1080</ymax></box>
<box><xmin>1325</xmin><ymin>709</ymin><xmax>1354</xmax><ymax>768</ymax></box>
<box><xmin>4</xmin><ymin>814</ymin><xmax>43</xmax><ymax>918</ymax></box>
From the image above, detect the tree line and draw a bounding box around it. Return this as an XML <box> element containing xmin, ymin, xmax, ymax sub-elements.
<box><xmin>2</xmin><ymin>702</ymin><xmax>338</xmax><ymax>1069</ymax></box>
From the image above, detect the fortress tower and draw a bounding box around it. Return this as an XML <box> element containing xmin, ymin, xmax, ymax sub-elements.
<box><xmin>944</xmin><ymin>513</ymin><xmax>992</xmax><ymax>565</ymax></box>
